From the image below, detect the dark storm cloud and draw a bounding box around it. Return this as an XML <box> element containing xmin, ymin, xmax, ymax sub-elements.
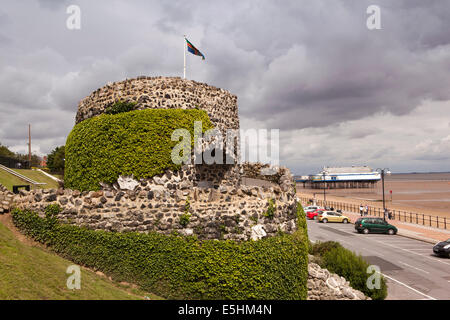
<box><xmin>1</xmin><ymin>0</ymin><xmax>450</xmax><ymax>173</ymax></box>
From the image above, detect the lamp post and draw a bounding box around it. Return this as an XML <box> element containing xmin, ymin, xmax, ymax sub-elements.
<box><xmin>376</xmin><ymin>168</ymin><xmax>391</xmax><ymax>221</ymax></box>
<box><xmin>322</xmin><ymin>170</ymin><xmax>327</xmax><ymax>207</ymax></box>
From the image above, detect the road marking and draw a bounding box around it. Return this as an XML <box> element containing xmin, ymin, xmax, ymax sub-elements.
<box><xmin>398</xmin><ymin>261</ymin><xmax>430</xmax><ymax>274</ymax></box>
<box><xmin>307</xmin><ymin>221</ymin><xmax>450</xmax><ymax>267</ymax></box>
<box><xmin>371</xmin><ymin>239</ymin><xmax>450</xmax><ymax>267</ymax></box>
<box><xmin>379</xmin><ymin>272</ymin><xmax>437</xmax><ymax>300</ymax></box>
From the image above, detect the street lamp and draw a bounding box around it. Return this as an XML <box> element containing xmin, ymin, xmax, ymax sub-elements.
<box><xmin>322</xmin><ymin>170</ymin><xmax>327</xmax><ymax>207</ymax></box>
<box><xmin>376</xmin><ymin>168</ymin><xmax>391</xmax><ymax>221</ymax></box>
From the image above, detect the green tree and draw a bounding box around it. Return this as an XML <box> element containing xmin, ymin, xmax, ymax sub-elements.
<box><xmin>0</xmin><ymin>143</ymin><xmax>15</xmax><ymax>158</ymax></box>
<box><xmin>47</xmin><ymin>146</ymin><xmax>65</xmax><ymax>173</ymax></box>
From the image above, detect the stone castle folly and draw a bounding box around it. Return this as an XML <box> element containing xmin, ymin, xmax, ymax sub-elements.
<box><xmin>13</xmin><ymin>76</ymin><xmax>299</xmax><ymax>241</ymax></box>
<box><xmin>78</xmin><ymin>76</ymin><xmax>241</xmax><ymax>188</ymax></box>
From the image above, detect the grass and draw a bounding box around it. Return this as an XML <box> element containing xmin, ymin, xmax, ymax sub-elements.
<box><xmin>0</xmin><ymin>220</ymin><xmax>162</xmax><ymax>300</ymax></box>
<box><xmin>0</xmin><ymin>169</ymin><xmax>60</xmax><ymax>191</ymax></box>
<box><xmin>12</xmin><ymin>169</ymin><xmax>60</xmax><ymax>189</ymax></box>
<box><xmin>0</xmin><ymin>170</ymin><xmax>27</xmax><ymax>191</ymax></box>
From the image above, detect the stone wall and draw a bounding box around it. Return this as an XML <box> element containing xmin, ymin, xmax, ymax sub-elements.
<box><xmin>241</xmin><ymin>162</ymin><xmax>294</xmax><ymax>191</ymax></box>
<box><xmin>307</xmin><ymin>257</ymin><xmax>369</xmax><ymax>300</ymax></box>
<box><xmin>0</xmin><ymin>184</ymin><xmax>14</xmax><ymax>214</ymax></box>
<box><xmin>76</xmin><ymin>77</ymin><xmax>239</xmax><ymax>134</ymax></box>
<box><xmin>13</xmin><ymin>180</ymin><xmax>298</xmax><ymax>241</ymax></box>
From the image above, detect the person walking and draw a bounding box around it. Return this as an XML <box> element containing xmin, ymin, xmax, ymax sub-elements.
<box><xmin>365</xmin><ymin>205</ymin><xmax>369</xmax><ymax>216</ymax></box>
<box><xmin>359</xmin><ymin>204</ymin><xmax>364</xmax><ymax>216</ymax></box>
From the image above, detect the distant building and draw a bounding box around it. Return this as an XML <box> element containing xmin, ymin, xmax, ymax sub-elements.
<box><xmin>296</xmin><ymin>166</ymin><xmax>381</xmax><ymax>189</ymax></box>
<box><xmin>40</xmin><ymin>156</ymin><xmax>47</xmax><ymax>168</ymax></box>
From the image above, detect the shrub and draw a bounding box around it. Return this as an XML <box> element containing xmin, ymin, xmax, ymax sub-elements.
<box><xmin>105</xmin><ymin>100</ymin><xmax>137</xmax><ymax>115</ymax></box>
<box><xmin>311</xmin><ymin>241</ymin><xmax>387</xmax><ymax>300</ymax></box>
<box><xmin>64</xmin><ymin>109</ymin><xmax>213</xmax><ymax>191</ymax></box>
<box><xmin>310</xmin><ymin>241</ymin><xmax>342</xmax><ymax>258</ymax></box>
<box><xmin>11</xmin><ymin>202</ymin><xmax>309</xmax><ymax>300</ymax></box>
<box><xmin>264</xmin><ymin>198</ymin><xmax>276</xmax><ymax>219</ymax></box>
<box><xmin>179</xmin><ymin>197</ymin><xmax>191</xmax><ymax>227</ymax></box>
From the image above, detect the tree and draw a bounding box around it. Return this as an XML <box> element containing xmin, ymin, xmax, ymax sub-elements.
<box><xmin>47</xmin><ymin>146</ymin><xmax>65</xmax><ymax>173</ymax></box>
<box><xmin>0</xmin><ymin>143</ymin><xmax>15</xmax><ymax>158</ymax></box>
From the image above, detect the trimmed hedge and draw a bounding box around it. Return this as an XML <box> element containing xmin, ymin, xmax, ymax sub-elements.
<box><xmin>11</xmin><ymin>203</ymin><xmax>309</xmax><ymax>300</ymax></box>
<box><xmin>310</xmin><ymin>241</ymin><xmax>387</xmax><ymax>300</ymax></box>
<box><xmin>65</xmin><ymin>109</ymin><xmax>213</xmax><ymax>191</ymax></box>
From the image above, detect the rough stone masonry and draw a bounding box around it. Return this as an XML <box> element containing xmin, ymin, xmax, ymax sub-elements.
<box><xmin>9</xmin><ymin>77</ymin><xmax>300</xmax><ymax>241</ymax></box>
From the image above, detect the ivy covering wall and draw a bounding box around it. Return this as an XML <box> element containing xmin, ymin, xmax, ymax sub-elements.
<box><xmin>11</xmin><ymin>203</ymin><xmax>309</xmax><ymax>300</ymax></box>
<box><xmin>64</xmin><ymin>109</ymin><xmax>213</xmax><ymax>191</ymax></box>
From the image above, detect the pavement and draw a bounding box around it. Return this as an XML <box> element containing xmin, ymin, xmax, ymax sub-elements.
<box><xmin>307</xmin><ymin>219</ymin><xmax>450</xmax><ymax>300</ymax></box>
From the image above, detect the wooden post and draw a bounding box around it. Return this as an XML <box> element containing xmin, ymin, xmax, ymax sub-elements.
<box><xmin>28</xmin><ymin>124</ymin><xmax>31</xmax><ymax>168</ymax></box>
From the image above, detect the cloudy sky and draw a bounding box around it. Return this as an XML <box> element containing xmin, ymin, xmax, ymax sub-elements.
<box><xmin>1</xmin><ymin>0</ymin><xmax>450</xmax><ymax>175</ymax></box>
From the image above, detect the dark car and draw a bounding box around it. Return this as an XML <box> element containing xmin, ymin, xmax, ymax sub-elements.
<box><xmin>354</xmin><ymin>217</ymin><xmax>398</xmax><ymax>235</ymax></box>
<box><xmin>433</xmin><ymin>239</ymin><xmax>450</xmax><ymax>258</ymax></box>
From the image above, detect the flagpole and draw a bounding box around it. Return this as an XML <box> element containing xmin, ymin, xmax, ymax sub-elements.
<box><xmin>183</xmin><ymin>35</ymin><xmax>186</xmax><ymax>79</ymax></box>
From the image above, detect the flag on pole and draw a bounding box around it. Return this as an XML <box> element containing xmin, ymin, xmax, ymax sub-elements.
<box><xmin>185</xmin><ymin>37</ymin><xmax>205</xmax><ymax>60</ymax></box>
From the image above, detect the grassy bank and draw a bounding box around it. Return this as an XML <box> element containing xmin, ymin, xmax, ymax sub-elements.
<box><xmin>0</xmin><ymin>217</ymin><xmax>161</xmax><ymax>300</ymax></box>
<box><xmin>13</xmin><ymin>169</ymin><xmax>60</xmax><ymax>189</ymax></box>
<box><xmin>0</xmin><ymin>169</ymin><xmax>60</xmax><ymax>191</ymax></box>
<box><xmin>0</xmin><ymin>170</ymin><xmax>27</xmax><ymax>191</ymax></box>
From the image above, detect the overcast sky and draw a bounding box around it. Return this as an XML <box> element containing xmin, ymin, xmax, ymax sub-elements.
<box><xmin>1</xmin><ymin>0</ymin><xmax>450</xmax><ymax>175</ymax></box>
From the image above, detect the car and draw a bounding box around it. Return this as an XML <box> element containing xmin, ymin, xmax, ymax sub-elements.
<box><xmin>307</xmin><ymin>209</ymin><xmax>325</xmax><ymax>220</ymax></box>
<box><xmin>433</xmin><ymin>239</ymin><xmax>450</xmax><ymax>258</ymax></box>
<box><xmin>354</xmin><ymin>217</ymin><xmax>398</xmax><ymax>235</ymax></box>
<box><xmin>304</xmin><ymin>206</ymin><xmax>322</xmax><ymax>214</ymax></box>
<box><xmin>318</xmin><ymin>211</ymin><xmax>350</xmax><ymax>224</ymax></box>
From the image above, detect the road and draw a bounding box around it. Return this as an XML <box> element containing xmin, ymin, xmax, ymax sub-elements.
<box><xmin>307</xmin><ymin>219</ymin><xmax>450</xmax><ymax>300</ymax></box>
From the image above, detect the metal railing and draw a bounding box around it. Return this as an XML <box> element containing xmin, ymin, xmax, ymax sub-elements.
<box><xmin>299</xmin><ymin>197</ymin><xmax>449</xmax><ymax>230</ymax></box>
<box><xmin>0</xmin><ymin>164</ymin><xmax>46</xmax><ymax>186</ymax></box>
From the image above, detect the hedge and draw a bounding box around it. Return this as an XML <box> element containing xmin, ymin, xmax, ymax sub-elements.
<box><xmin>11</xmin><ymin>203</ymin><xmax>309</xmax><ymax>300</ymax></box>
<box><xmin>64</xmin><ymin>109</ymin><xmax>213</xmax><ymax>191</ymax></box>
<box><xmin>310</xmin><ymin>241</ymin><xmax>387</xmax><ymax>300</ymax></box>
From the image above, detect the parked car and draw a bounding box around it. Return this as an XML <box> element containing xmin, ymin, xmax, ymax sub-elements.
<box><xmin>433</xmin><ymin>239</ymin><xmax>450</xmax><ymax>258</ymax></box>
<box><xmin>307</xmin><ymin>209</ymin><xmax>325</xmax><ymax>220</ymax></box>
<box><xmin>304</xmin><ymin>205</ymin><xmax>322</xmax><ymax>212</ymax></box>
<box><xmin>354</xmin><ymin>217</ymin><xmax>398</xmax><ymax>235</ymax></box>
<box><xmin>318</xmin><ymin>211</ymin><xmax>350</xmax><ymax>224</ymax></box>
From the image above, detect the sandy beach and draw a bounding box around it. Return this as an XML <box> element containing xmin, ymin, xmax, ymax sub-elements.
<box><xmin>297</xmin><ymin>172</ymin><xmax>450</xmax><ymax>219</ymax></box>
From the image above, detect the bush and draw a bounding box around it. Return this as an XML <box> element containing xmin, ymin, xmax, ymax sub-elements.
<box><xmin>11</xmin><ymin>202</ymin><xmax>309</xmax><ymax>300</ymax></box>
<box><xmin>64</xmin><ymin>109</ymin><xmax>213</xmax><ymax>191</ymax></box>
<box><xmin>264</xmin><ymin>198</ymin><xmax>276</xmax><ymax>219</ymax></box>
<box><xmin>311</xmin><ymin>241</ymin><xmax>387</xmax><ymax>300</ymax></box>
<box><xmin>310</xmin><ymin>241</ymin><xmax>342</xmax><ymax>257</ymax></box>
<box><xmin>105</xmin><ymin>100</ymin><xmax>137</xmax><ymax>115</ymax></box>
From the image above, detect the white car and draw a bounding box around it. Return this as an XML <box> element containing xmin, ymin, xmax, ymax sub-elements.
<box><xmin>304</xmin><ymin>206</ymin><xmax>322</xmax><ymax>214</ymax></box>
